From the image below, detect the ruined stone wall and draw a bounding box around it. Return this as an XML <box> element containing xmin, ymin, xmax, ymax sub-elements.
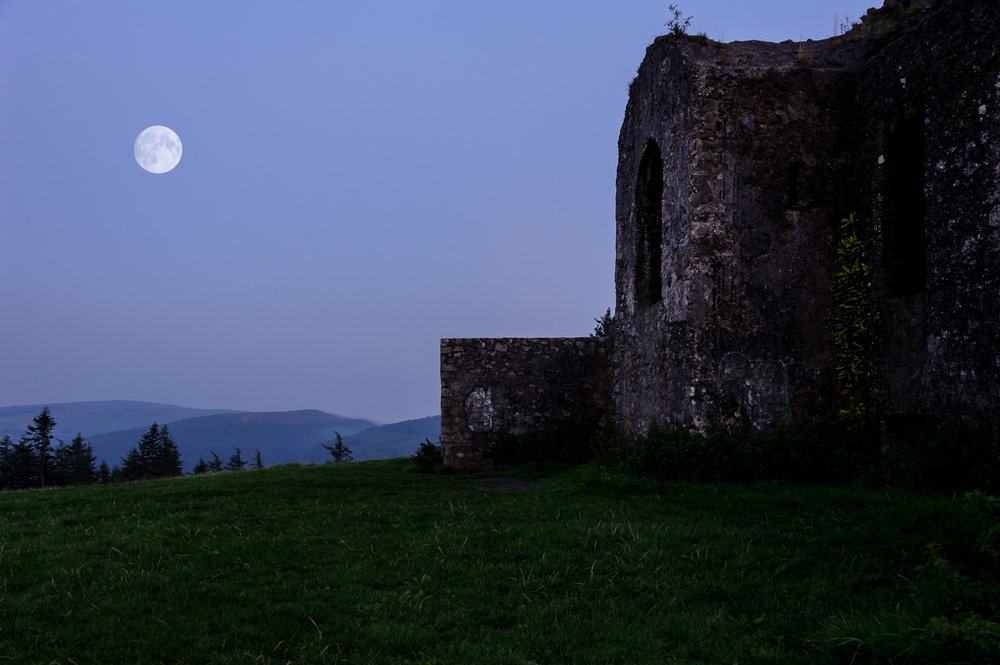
<box><xmin>854</xmin><ymin>0</ymin><xmax>1000</xmax><ymax>436</ymax></box>
<box><xmin>441</xmin><ymin>0</ymin><xmax>1000</xmax><ymax>465</ymax></box>
<box><xmin>440</xmin><ymin>338</ymin><xmax>608</xmax><ymax>468</ymax></box>
<box><xmin>612</xmin><ymin>36</ymin><xmax>862</xmax><ymax>436</ymax></box>
<box><xmin>611</xmin><ymin>0</ymin><xmax>1000</xmax><ymax>439</ymax></box>
<box><xmin>683</xmin><ymin>41</ymin><xmax>861</xmax><ymax>435</ymax></box>
<box><xmin>611</xmin><ymin>38</ymin><xmax>698</xmax><ymax>434</ymax></box>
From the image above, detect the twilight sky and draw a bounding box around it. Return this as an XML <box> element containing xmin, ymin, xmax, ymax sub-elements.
<box><xmin>0</xmin><ymin>1</ymin><xmax>876</xmax><ymax>423</ymax></box>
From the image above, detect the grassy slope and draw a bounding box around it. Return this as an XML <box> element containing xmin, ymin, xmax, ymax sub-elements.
<box><xmin>0</xmin><ymin>460</ymin><xmax>974</xmax><ymax>664</ymax></box>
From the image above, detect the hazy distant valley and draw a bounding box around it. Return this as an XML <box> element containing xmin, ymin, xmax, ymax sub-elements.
<box><xmin>0</xmin><ymin>401</ymin><xmax>440</xmax><ymax>471</ymax></box>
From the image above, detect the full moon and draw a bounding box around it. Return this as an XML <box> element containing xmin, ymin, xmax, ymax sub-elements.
<box><xmin>134</xmin><ymin>125</ymin><xmax>182</xmax><ymax>174</ymax></box>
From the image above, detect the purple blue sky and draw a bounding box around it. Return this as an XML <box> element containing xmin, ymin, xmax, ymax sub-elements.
<box><xmin>1</xmin><ymin>1</ymin><xmax>876</xmax><ymax>423</ymax></box>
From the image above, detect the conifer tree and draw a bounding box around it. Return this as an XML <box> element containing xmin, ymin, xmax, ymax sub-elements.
<box><xmin>120</xmin><ymin>444</ymin><xmax>145</xmax><ymax>481</ymax></box>
<box><xmin>0</xmin><ymin>435</ymin><xmax>12</xmax><ymax>490</ymax></box>
<box><xmin>208</xmin><ymin>451</ymin><xmax>224</xmax><ymax>473</ymax></box>
<box><xmin>193</xmin><ymin>457</ymin><xmax>209</xmax><ymax>474</ymax></box>
<box><xmin>591</xmin><ymin>307</ymin><xmax>613</xmax><ymax>338</ymax></box>
<box><xmin>322</xmin><ymin>431</ymin><xmax>353</xmax><ymax>463</ymax></box>
<box><xmin>22</xmin><ymin>406</ymin><xmax>56</xmax><ymax>487</ymax></box>
<box><xmin>153</xmin><ymin>425</ymin><xmax>183</xmax><ymax>477</ymax></box>
<box><xmin>3</xmin><ymin>435</ymin><xmax>39</xmax><ymax>490</ymax></box>
<box><xmin>98</xmin><ymin>460</ymin><xmax>111</xmax><ymax>484</ymax></box>
<box><xmin>135</xmin><ymin>422</ymin><xmax>160</xmax><ymax>478</ymax></box>
<box><xmin>70</xmin><ymin>433</ymin><xmax>97</xmax><ymax>484</ymax></box>
<box><xmin>253</xmin><ymin>449</ymin><xmax>263</xmax><ymax>470</ymax></box>
<box><xmin>120</xmin><ymin>423</ymin><xmax>183</xmax><ymax>480</ymax></box>
<box><xmin>226</xmin><ymin>448</ymin><xmax>246</xmax><ymax>471</ymax></box>
<box><xmin>52</xmin><ymin>433</ymin><xmax>97</xmax><ymax>486</ymax></box>
<box><xmin>52</xmin><ymin>438</ymin><xmax>72</xmax><ymax>485</ymax></box>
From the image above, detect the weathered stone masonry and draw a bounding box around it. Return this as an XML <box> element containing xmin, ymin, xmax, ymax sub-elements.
<box><xmin>442</xmin><ymin>0</ymin><xmax>1000</xmax><ymax>468</ymax></box>
<box><xmin>440</xmin><ymin>338</ymin><xmax>608</xmax><ymax>468</ymax></box>
<box><xmin>852</xmin><ymin>0</ymin><xmax>1000</xmax><ymax>433</ymax></box>
<box><xmin>613</xmin><ymin>33</ymin><xmax>860</xmax><ymax>437</ymax></box>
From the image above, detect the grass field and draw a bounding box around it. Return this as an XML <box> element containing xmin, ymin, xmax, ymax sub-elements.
<box><xmin>0</xmin><ymin>459</ymin><xmax>986</xmax><ymax>664</ymax></box>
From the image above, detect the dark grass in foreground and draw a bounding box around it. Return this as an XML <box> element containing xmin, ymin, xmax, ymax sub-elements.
<box><xmin>0</xmin><ymin>459</ymin><xmax>989</xmax><ymax>664</ymax></box>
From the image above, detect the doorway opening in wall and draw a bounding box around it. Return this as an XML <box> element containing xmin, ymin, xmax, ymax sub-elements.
<box><xmin>635</xmin><ymin>139</ymin><xmax>664</xmax><ymax>308</ymax></box>
<box><xmin>883</xmin><ymin>113</ymin><xmax>927</xmax><ymax>297</ymax></box>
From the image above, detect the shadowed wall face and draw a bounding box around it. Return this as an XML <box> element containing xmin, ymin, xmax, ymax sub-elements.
<box><xmin>855</xmin><ymin>0</ymin><xmax>1000</xmax><ymax>433</ymax></box>
<box><xmin>440</xmin><ymin>338</ymin><xmax>608</xmax><ymax>468</ymax></box>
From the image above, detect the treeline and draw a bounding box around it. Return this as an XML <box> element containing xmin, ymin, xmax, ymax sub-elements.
<box><xmin>0</xmin><ymin>407</ymin><xmax>102</xmax><ymax>490</ymax></box>
<box><xmin>192</xmin><ymin>448</ymin><xmax>263</xmax><ymax>474</ymax></box>
<box><xmin>115</xmin><ymin>422</ymin><xmax>183</xmax><ymax>482</ymax></box>
<box><xmin>0</xmin><ymin>407</ymin><xmax>264</xmax><ymax>492</ymax></box>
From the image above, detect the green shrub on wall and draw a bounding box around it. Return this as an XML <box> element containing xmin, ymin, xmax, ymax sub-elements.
<box><xmin>832</xmin><ymin>213</ymin><xmax>871</xmax><ymax>418</ymax></box>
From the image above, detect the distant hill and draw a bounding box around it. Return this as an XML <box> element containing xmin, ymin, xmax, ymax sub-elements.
<box><xmin>306</xmin><ymin>416</ymin><xmax>441</xmax><ymax>463</ymax></box>
<box><xmin>0</xmin><ymin>401</ymin><xmax>240</xmax><ymax>442</ymax></box>
<box><xmin>88</xmin><ymin>410</ymin><xmax>378</xmax><ymax>471</ymax></box>
<box><xmin>0</xmin><ymin>400</ymin><xmax>439</xmax><ymax>472</ymax></box>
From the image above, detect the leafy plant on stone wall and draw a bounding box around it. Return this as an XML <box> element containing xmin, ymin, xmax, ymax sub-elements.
<box><xmin>832</xmin><ymin>213</ymin><xmax>871</xmax><ymax>418</ymax></box>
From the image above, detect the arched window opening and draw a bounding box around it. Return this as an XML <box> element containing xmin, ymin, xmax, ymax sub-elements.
<box><xmin>635</xmin><ymin>139</ymin><xmax>664</xmax><ymax>308</ymax></box>
<box><xmin>883</xmin><ymin>113</ymin><xmax>926</xmax><ymax>297</ymax></box>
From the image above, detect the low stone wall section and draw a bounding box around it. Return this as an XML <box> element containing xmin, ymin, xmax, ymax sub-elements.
<box><xmin>440</xmin><ymin>337</ymin><xmax>608</xmax><ymax>469</ymax></box>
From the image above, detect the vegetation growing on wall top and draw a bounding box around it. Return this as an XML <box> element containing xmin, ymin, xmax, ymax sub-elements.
<box><xmin>664</xmin><ymin>4</ymin><xmax>692</xmax><ymax>36</ymax></box>
<box><xmin>837</xmin><ymin>0</ymin><xmax>931</xmax><ymax>42</ymax></box>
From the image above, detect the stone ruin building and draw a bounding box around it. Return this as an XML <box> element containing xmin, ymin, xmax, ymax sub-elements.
<box><xmin>441</xmin><ymin>0</ymin><xmax>1000</xmax><ymax>469</ymax></box>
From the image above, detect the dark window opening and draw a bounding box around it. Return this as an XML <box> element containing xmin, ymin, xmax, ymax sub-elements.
<box><xmin>883</xmin><ymin>114</ymin><xmax>927</xmax><ymax>297</ymax></box>
<box><xmin>635</xmin><ymin>139</ymin><xmax>664</xmax><ymax>308</ymax></box>
<box><xmin>786</xmin><ymin>161</ymin><xmax>803</xmax><ymax>210</ymax></box>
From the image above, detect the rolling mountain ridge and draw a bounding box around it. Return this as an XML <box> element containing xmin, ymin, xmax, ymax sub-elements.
<box><xmin>0</xmin><ymin>400</ymin><xmax>240</xmax><ymax>442</ymax></box>
<box><xmin>312</xmin><ymin>416</ymin><xmax>443</xmax><ymax>464</ymax></box>
<box><xmin>0</xmin><ymin>401</ymin><xmax>440</xmax><ymax>471</ymax></box>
